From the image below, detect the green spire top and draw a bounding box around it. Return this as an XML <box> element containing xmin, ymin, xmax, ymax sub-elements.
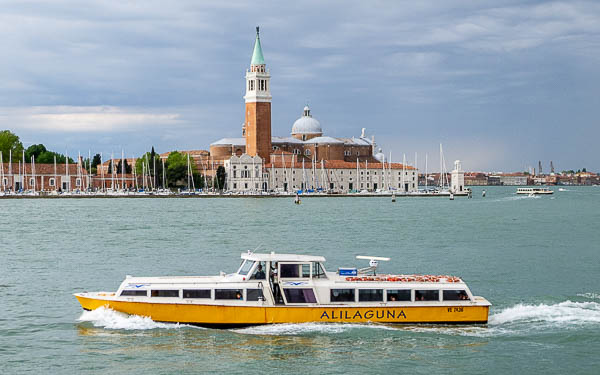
<box><xmin>251</xmin><ymin>26</ymin><xmax>265</xmax><ymax>66</ymax></box>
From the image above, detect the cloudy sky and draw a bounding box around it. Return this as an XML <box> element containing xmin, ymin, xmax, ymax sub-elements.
<box><xmin>1</xmin><ymin>0</ymin><xmax>599</xmax><ymax>172</ymax></box>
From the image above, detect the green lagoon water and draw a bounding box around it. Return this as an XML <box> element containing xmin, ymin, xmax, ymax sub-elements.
<box><xmin>1</xmin><ymin>186</ymin><xmax>599</xmax><ymax>374</ymax></box>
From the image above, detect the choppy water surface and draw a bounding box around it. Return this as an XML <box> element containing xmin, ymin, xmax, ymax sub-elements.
<box><xmin>1</xmin><ymin>186</ymin><xmax>599</xmax><ymax>374</ymax></box>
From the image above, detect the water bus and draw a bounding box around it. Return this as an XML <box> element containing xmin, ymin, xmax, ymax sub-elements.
<box><xmin>75</xmin><ymin>252</ymin><xmax>491</xmax><ymax>327</ymax></box>
<box><xmin>516</xmin><ymin>187</ymin><xmax>553</xmax><ymax>195</ymax></box>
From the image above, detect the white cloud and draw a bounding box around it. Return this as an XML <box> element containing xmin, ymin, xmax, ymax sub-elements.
<box><xmin>1</xmin><ymin>106</ymin><xmax>181</xmax><ymax>133</ymax></box>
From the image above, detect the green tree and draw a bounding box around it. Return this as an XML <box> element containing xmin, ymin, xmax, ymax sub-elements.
<box><xmin>165</xmin><ymin>151</ymin><xmax>201</xmax><ymax>188</ymax></box>
<box><xmin>25</xmin><ymin>144</ymin><xmax>47</xmax><ymax>161</ymax></box>
<box><xmin>215</xmin><ymin>165</ymin><xmax>226</xmax><ymax>191</ymax></box>
<box><xmin>88</xmin><ymin>153</ymin><xmax>102</xmax><ymax>174</ymax></box>
<box><xmin>135</xmin><ymin>151</ymin><xmax>165</xmax><ymax>187</ymax></box>
<box><xmin>116</xmin><ymin>159</ymin><xmax>132</xmax><ymax>174</ymax></box>
<box><xmin>0</xmin><ymin>130</ymin><xmax>24</xmax><ymax>161</ymax></box>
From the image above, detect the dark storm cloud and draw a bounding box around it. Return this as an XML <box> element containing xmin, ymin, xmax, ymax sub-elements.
<box><xmin>0</xmin><ymin>0</ymin><xmax>598</xmax><ymax>171</ymax></box>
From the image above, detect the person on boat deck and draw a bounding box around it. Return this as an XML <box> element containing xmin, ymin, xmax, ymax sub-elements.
<box><xmin>254</xmin><ymin>264</ymin><xmax>266</xmax><ymax>280</ymax></box>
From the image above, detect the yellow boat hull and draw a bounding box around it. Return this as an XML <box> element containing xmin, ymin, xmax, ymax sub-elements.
<box><xmin>76</xmin><ymin>295</ymin><xmax>489</xmax><ymax>327</ymax></box>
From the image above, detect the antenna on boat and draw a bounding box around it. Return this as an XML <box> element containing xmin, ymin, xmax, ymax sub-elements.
<box><xmin>249</xmin><ymin>243</ymin><xmax>263</xmax><ymax>255</ymax></box>
<box><xmin>356</xmin><ymin>255</ymin><xmax>390</xmax><ymax>275</ymax></box>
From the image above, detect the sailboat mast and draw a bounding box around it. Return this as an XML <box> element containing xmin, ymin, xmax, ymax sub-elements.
<box><xmin>0</xmin><ymin>151</ymin><xmax>4</xmax><ymax>191</ymax></box>
<box><xmin>425</xmin><ymin>153</ymin><xmax>428</xmax><ymax>190</ymax></box>
<box><xmin>66</xmin><ymin>151</ymin><xmax>70</xmax><ymax>192</ymax></box>
<box><xmin>439</xmin><ymin>144</ymin><xmax>443</xmax><ymax>189</ymax></box>
<box><xmin>100</xmin><ymin>153</ymin><xmax>105</xmax><ymax>191</ymax></box>
<box><xmin>9</xmin><ymin>150</ymin><xmax>13</xmax><ymax>191</ymax></box>
<box><xmin>111</xmin><ymin>153</ymin><xmax>115</xmax><ymax>190</ymax></box>
<box><xmin>187</xmin><ymin>153</ymin><xmax>191</xmax><ymax>191</ymax></box>
<box><xmin>22</xmin><ymin>150</ymin><xmax>26</xmax><ymax>190</ymax></box>
<box><xmin>302</xmin><ymin>158</ymin><xmax>306</xmax><ymax>190</ymax></box>
<box><xmin>0</xmin><ymin>151</ymin><xmax>3</xmax><ymax>191</ymax></box>
<box><xmin>121</xmin><ymin>150</ymin><xmax>125</xmax><ymax>190</ymax></box>
<box><xmin>162</xmin><ymin>158</ymin><xmax>166</xmax><ymax>190</ymax></box>
<box><xmin>32</xmin><ymin>155</ymin><xmax>36</xmax><ymax>192</ymax></box>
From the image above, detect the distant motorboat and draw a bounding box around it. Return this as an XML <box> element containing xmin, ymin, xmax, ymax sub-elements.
<box><xmin>517</xmin><ymin>187</ymin><xmax>553</xmax><ymax>195</ymax></box>
<box><xmin>558</xmin><ymin>188</ymin><xmax>567</xmax><ymax>192</ymax></box>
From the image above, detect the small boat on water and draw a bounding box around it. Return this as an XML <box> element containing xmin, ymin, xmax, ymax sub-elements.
<box><xmin>75</xmin><ymin>252</ymin><xmax>491</xmax><ymax>327</ymax></box>
<box><xmin>516</xmin><ymin>187</ymin><xmax>553</xmax><ymax>195</ymax></box>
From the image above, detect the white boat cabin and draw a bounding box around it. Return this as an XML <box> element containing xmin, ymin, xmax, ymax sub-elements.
<box><xmin>116</xmin><ymin>252</ymin><xmax>476</xmax><ymax>306</ymax></box>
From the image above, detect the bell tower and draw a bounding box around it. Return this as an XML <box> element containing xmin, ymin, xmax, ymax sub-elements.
<box><xmin>243</xmin><ymin>26</ymin><xmax>272</xmax><ymax>161</ymax></box>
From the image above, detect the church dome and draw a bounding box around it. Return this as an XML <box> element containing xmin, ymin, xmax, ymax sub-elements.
<box><xmin>291</xmin><ymin>106</ymin><xmax>323</xmax><ymax>136</ymax></box>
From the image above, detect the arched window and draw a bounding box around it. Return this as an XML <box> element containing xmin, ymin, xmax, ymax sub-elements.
<box><xmin>49</xmin><ymin>178</ymin><xmax>55</xmax><ymax>187</ymax></box>
<box><xmin>305</xmin><ymin>149</ymin><xmax>311</xmax><ymax>156</ymax></box>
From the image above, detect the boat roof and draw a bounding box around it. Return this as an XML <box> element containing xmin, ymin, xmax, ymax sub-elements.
<box><xmin>241</xmin><ymin>252</ymin><xmax>326</xmax><ymax>263</ymax></box>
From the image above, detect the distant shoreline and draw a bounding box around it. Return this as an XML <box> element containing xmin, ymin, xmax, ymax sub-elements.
<box><xmin>0</xmin><ymin>193</ymin><xmax>471</xmax><ymax>199</ymax></box>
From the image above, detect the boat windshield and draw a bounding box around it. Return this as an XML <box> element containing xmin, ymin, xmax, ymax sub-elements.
<box><xmin>238</xmin><ymin>260</ymin><xmax>255</xmax><ymax>276</ymax></box>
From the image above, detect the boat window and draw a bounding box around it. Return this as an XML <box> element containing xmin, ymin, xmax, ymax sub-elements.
<box><xmin>443</xmin><ymin>290</ymin><xmax>470</xmax><ymax>301</ymax></box>
<box><xmin>312</xmin><ymin>262</ymin><xmax>327</xmax><ymax>279</ymax></box>
<box><xmin>120</xmin><ymin>290</ymin><xmax>147</xmax><ymax>297</ymax></box>
<box><xmin>284</xmin><ymin>288</ymin><xmax>317</xmax><ymax>303</ymax></box>
<box><xmin>280</xmin><ymin>264</ymin><xmax>300</xmax><ymax>278</ymax></box>
<box><xmin>302</xmin><ymin>264</ymin><xmax>311</xmax><ymax>278</ymax></box>
<box><xmin>215</xmin><ymin>289</ymin><xmax>244</xmax><ymax>300</ymax></box>
<box><xmin>387</xmin><ymin>289</ymin><xmax>411</xmax><ymax>301</ymax></box>
<box><xmin>359</xmin><ymin>289</ymin><xmax>383</xmax><ymax>302</ymax></box>
<box><xmin>330</xmin><ymin>289</ymin><xmax>355</xmax><ymax>302</ymax></box>
<box><xmin>183</xmin><ymin>289</ymin><xmax>211</xmax><ymax>299</ymax></box>
<box><xmin>246</xmin><ymin>289</ymin><xmax>263</xmax><ymax>301</ymax></box>
<box><xmin>238</xmin><ymin>260</ymin><xmax>255</xmax><ymax>276</ymax></box>
<box><xmin>415</xmin><ymin>290</ymin><xmax>439</xmax><ymax>301</ymax></box>
<box><xmin>151</xmin><ymin>290</ymin><xmax>179</xmax><ymax>298</ymax></box>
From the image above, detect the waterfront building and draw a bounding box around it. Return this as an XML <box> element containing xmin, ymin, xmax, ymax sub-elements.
<box><xmin>0</xmin><ymin>163</ymin><xmax>88</xmax><ymax>192</ymax></box>
<box><xmin>210</xmin><ymin>27</ymin><xmax>418</xmax><ymax>193</ymax></box>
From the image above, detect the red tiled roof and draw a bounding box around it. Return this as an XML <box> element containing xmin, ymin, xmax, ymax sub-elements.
<box><xmin>0</xmin><ymin>163</ymin><xmax>87</xmax><ymax>175</ymax></box>
<box><xmin>160</xmin><ymin>150</ymin><xmax>210</xmax><ymax>158</ymax></box>
<box><xmin>101</xmin><ymin>158</ymin><xmax>136</xmax><ymax>166</ymax></box>
<box><xmin>264</xmin><ymin>160</ymin><xmax>415</xmax><ymax>170</ymax></box>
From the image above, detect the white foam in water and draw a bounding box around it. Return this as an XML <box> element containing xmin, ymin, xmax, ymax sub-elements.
<box><xmin>78</xmin><ymin>301</ymin><xmax>600</xmax><ymax>335</ymax></box>
<box><xmin>78</xmin><ymin>306</ymin><xmax>184</xmax><ymax>330</ymax></box>
<box><xmin>577</xmin><ymin>292</ymin><xmax>600</xmax><ymax>300</ymax></box>
<box><xmin>233</xmin><ymin>322</ymin><xmax>396</xmax><ymax>336</ymax></box>
<box><xmin>490</xmin><ymin>301</ymin><xmax>600</xmax><ymax>326</ymax></box>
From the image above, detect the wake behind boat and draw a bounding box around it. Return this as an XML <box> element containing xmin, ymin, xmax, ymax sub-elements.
<box><xmin>75</xmin><ymin>252</ymin><xmax>491</xmax><ymax>327</ymax></box>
